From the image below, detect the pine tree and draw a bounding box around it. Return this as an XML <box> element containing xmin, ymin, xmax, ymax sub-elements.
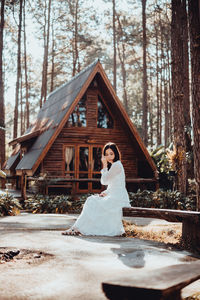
<box><xmin>0</xmin><ymin>0</ymin><xmax>5</xmax><ymax>169</ymax></box>
<box><xmin>188</xmin><ymin>0</ymin><xmax>200</xmax><ymax>209</ymax></box>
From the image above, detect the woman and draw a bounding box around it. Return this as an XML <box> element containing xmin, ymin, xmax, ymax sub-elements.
<box><xmin>62</xmin><ymin>142</ymin><xmax>131</xmax><ymax>236</ymax></box>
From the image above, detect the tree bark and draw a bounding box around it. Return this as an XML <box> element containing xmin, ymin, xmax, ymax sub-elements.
<box><xmin>13</xmin><ymin>0</ymin><xmax>23</xmax><ymax>139</ymax></box>
<box><xmin>171</xmin><ymin>0</ymin><xmax>187</xmax><ymax>195</ymax></box>
<box><xmin>182</xmin><ymin>0</ymin><xmax>193</xmax><ymax>183</ymax></box>
<box><xmin>50</xmin><ymin>21</ymin><xmax>55</xmax><ymax>92</ymax></box>
<box><xmin>113</xmin><ymin>0</ymin><xmax>117</xmax><ymax>92</ymax></box>
<box><xmin>141</xmin><ymin>0</ymin><xmax>148</xmax><ymax>146</ymax></box>
<box><xmin>0</xmin><ymin>0</ymin><xmax>5</xmax><ymax>168</ymax></box>
<box><xmin>23</xmin><ymin>0</ymin><xmax>29</xmax><ymax>129</ymax></box>
<box><xmin>188</xmin><ymin>0</ymin><xmax>200</xmax><ymax>210</ymax></box>
<box><xmin>164</xmin><ymin>80</ymin><xmax>169</xmax><ymax>148</ymax></box>
<box><xmin>70</xmin><ymin>0</ymin><xmax>80</xmax><ymax>76</ymax></box>
<box><xmin>116</xmin><ymin>15</ymin><xmax>128</xmax><ymax>114</ymax></box>
<box><xmin>155</xmin><ymin>17</ymin><xmax>160</xmax><ymax>146</ymax></box>
<box><xmin>20</xmin><ymin>72</ymin><xmax>24</xmax><ymax>135</ymax></box>
<box><xmin>40</xmin><ymin>0</ymin><xmax>52</xmax><ymax>107</ymax></box>
<box><xmin>166</xmin><ymin>44</ymin><xmax>173</xmax><ymax>146</ymax></box>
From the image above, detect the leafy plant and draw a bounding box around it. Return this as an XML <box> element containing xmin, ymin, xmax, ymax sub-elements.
<box><xmin>150</xmin><ymin>145</ymin><xmax>175</xmax><ymax>190</ymax></box>
<box><xmin>167</xmin><ymin>145</ymin><xmax>186</xmax><ymax>175</ymax></box>
<box><xmin>128</xmin><ymin>189</ymin><xmax>196</xmax><ymax>211</ymax></box>
<box><xmin>24</xmin><ymin>194</ymin><xmax>91</xmax><ymax>214</ymax></box>
<box><xmin>0</xmin><ymin>191</ymin><xmax>22</xmax><ymax>216</ymax></box>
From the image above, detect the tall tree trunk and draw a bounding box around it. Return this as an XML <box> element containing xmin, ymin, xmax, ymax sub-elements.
<box><xmin>71</xmin><ymin>0</ymin><xmax>80</xmax><ymax>76</ymax></box>
<box><xmin>43</xmin><ymin>0</ymin><xmax>51</xmax><ymax>103</ymax></box>
<box><xmin>149</xmin><ymin>65</ymin><xmax>154</xmax><ymax>148</ymax></box>
<box><xmin>113</xmin><ymin>0</ymin><xmax>116</xmax><ymax>92</ymax></box>
<box><xmin>182</xmin><ymin>0</ymin><xmax>193</xmax><ymax>183</ymax></box>
<box><xmin>23</xmin><ymin>0</ymin><xmax>29</xmax><ymax>129</ymax></box>
<box><xmin>141</xmin><ymin>0</ymin><xmax>148</xmax><ymax>146</ymax></box>
<box><xmin>155</xmin><ymin>19</ymin><xmax>160</xmax><ymax>146</ymax></box>
<box><xmin>159</xmin><ymin>9</ymin><xmax>165</xmax><ymax>146</ymax></box>
<box><xmin>188</xmin><ymin>0</ymin><xmax>200</xmax><ymax>210</ymax></box>
<box><xmin>171</xmin><ymin>0</ymin><xmax>187</xmax><ymax>195</ymax></box>
<box><xmin>13</xmin><ymin>0</ymin><xmax>23</xmax><ymax>138</ymax></box>
<box><xmin>159</xmin><ymin>68</ymin><xmax>163</xmax><ymax>145</ymax></box>
<box><xmin>0</xmin><ymin>0</ymin><xmax>5</xmax><ymax>168</ymax></box>
<box><xmin>40</xmin><ymin>0</ymin><xmax>52</xmax><ymax>107</ymax></box>
<box><xmin>40</xmin><ymin>0</ymin><xmax>47</xmax><ymax>108</ymax></box>
<box><xmin>164</xmin><ymin>79</ymin><xmax>169</xmax><ymax>147</ymax></box>
<box><xmin>116</xmin><ymin>15</ymin><xmax>128</xmax><ymax>113</ymax></box>
<box><xmin>50</xmin><ymin>21</ymin><xmax>55</xmax><ymax>92</ymax></box>
<box><xmin>166</xmin><ymin>45</ymin><xmax>173</xmax><ymax>145</ymax></box>
<box><xmin>20</xmin><ymin>72</ymin><xmax>23</xmax><ymax>135</ymax></box>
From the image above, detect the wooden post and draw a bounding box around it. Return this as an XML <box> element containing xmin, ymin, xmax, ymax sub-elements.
<box><xmin>182</xmin><ymin>219</ymin><xmax>200</xmax><ymax>251</ymax></box>
<box><xmin>21</xmin><ymin>172</ymin><xmax>27</xmax><ymax>200</ymax></box>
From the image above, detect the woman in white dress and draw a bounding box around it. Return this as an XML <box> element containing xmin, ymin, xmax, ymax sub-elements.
<box><xmin>62</xmin><ymin>142</ymin><xmax>131</xmax><ymax>236</ymax></box>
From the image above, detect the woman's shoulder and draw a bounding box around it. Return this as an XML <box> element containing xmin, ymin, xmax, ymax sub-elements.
<box><xmin>113</xmin><ymin>160</ymin><xmax>120</xmax><ymax>164</ymax></box>
<box><xmin>112</xmin><ymin>160</ymin><xmax>123</xmax><ymax>168</ymax></box>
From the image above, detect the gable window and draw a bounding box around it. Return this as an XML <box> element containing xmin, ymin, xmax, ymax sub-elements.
<box><xmin>97</xmin><ymin>95</ymin><xmax>113</xmax><ymax>128</ymax></box>
<box><xmin>67</xmin><ymin>94</ymin><xmax>87</xmax><ymax>127</ymax></box>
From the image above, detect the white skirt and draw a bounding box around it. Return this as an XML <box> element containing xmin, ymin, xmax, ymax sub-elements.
<box><xmin>73</xmin><ymin>194</ymin><xmax>125</xmax><ymax>236</ymax></box>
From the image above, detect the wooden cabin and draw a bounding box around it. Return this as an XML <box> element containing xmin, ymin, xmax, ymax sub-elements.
<box><xmin>4</xmin><ymin>60</ymin><xmax>158</xmax><ymax>198</ymax></box>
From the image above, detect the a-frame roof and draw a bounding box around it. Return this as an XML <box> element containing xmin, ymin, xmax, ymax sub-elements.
<box><xmin>5</xmin><ymin>59</ymin><xmax>157</xmax><ymax>176</ymax></box>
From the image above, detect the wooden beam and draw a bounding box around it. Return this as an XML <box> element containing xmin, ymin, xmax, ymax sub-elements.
<box><xmin>9</xmin><ymin>130</ymin><xmax>40</xmax><ymax>146</ymax></box>
<box><xmin>102</xmin><ymin>261</ymin><xmax>200</xmax><ymax>300</ymax></box>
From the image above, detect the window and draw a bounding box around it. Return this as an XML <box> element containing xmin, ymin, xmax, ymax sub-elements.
<box><xmin>97</xmin><ymin>95</ymin><xmax>113</xmax><ymax>128</ymax></box>
<box><xmin>67</xmin><ymin>94</ymin><xmax>87</xmax><ymax>127</ymax></box>
<box><xmin>65</xmin><ymin>146</ymin><xmax>75</xmax><ymax>177</ymax></box>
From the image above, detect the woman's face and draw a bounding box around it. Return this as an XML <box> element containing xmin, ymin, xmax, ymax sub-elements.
<box><xmin>105</xmin><ymin>148</ymin><xmax>115</xmax><ymax>163</ymax></box>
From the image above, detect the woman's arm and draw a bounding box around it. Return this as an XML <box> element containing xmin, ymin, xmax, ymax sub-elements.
<box><xmin>100</xmin><ymin>162</ymin><xmax>122</xmax><ymax>185</ymax></box>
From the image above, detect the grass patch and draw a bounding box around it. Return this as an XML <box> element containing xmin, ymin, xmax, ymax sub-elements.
<box><xmin>123</xmin><ymin>220</ymin><xmax>182</xmax><ymax>245</ymax></box>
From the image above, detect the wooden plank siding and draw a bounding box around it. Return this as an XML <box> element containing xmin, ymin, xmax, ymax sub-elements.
<box><xmin>43</xmin><ymin>88</ymin><xmax>138</xmax><ymax>182</ymax></box>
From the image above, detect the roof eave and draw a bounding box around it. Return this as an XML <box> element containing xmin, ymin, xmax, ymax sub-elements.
<box><xmin>9</xmin><ymin>130</ymin><xmax>41</xmax><ymax>146</ymax></box>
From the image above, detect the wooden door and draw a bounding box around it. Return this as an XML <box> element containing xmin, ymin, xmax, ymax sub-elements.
<box><xmin>64</xmin><ymin>144</ymin><xmax>103</xmax><ymax>193</ymax></box>
<box><xmin>77</xmin><ymin>145</ymin><xmax>102</xmax><ymax>193</ymax></box>
<box><xmin>77</xmin><ymin>145</ymin><xmax>89</xmax><ymax>193</ymax></box>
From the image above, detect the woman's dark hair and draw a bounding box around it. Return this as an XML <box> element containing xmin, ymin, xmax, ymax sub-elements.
<box><xmin>103</xmin><ymin>142</ymin><xmax>121</xmax><ymax>170</ymax></box>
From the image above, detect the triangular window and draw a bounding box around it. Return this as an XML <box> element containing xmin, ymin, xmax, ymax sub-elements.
<box><xmin>67</xmin><ymin>94</ymin><xmax>87</xmax><ymax>127</ymax></box>
<box><xmin>97</xmin><ymin>95</ymin><xmax>113</xmax><ymax>128</ymax></box>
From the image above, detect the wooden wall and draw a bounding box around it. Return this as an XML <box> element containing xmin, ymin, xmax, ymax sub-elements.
<box><xmin>43</xmin><ymin>87</ymin><xmax>138</xmax><ymax>179</ymax></box>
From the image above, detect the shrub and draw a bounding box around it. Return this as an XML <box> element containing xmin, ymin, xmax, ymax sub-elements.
<box><xmin>0</xmin><ymin>192</ymin><xmax>22</xmax><ymax>216</ymax></box>
<box><xmin>23</xmin><ymin>190</ymin><xmax>196</xmax><ymax>214</ymax></box>
<box><xmin>24</xmin><ymin>194</ymin><xmax>91</xmax><ymax>214</ymax></box>
<box><xmin>150</xmin><ymin>145</ymin><xmax>174</xmax><ymax>190</ymax></box>
<box><xmin>128</xmin><ymin>189</ymin><xmax>196</xmax><ymax>211</ymax></box>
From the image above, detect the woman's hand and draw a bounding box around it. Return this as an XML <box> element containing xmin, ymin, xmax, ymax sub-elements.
<box><xmin>99</xmin><ymin>191</ymin><xmax>107</xmax><ymax>197</ymax></box>
<box><xmin>101</xmin><ymin>155</ymin><xmax>107</xmax><ymax>169</ymax></box>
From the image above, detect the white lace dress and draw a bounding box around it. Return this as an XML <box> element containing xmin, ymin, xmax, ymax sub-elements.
<box><xmin>72</xmin><ymin>160</ymin><xmax>131</xmax><ymax>236</ymax></box>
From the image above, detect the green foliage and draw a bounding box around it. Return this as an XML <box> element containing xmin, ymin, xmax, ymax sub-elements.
<box><xmin>129</xmin><ymin>189</ymin><xmax>196</xmax><ymax>211</ymax></box>
<box><xmin>150</xmin><ymin>145</ymin><xmax>172</xmax><ymax>174</ymax></box>
<box><xmin>184</xmin><ymin>179</ymin><xmax>197</xmax><ymax>211</ymax></box>
<box><xmin>24</xmin><ymin>194</ymin><xmax>91</xmax><ymax>214</ymax></box>
<box><xmin>0</xmin><ymin>192</ymin><xmax>22</xmax><ymax>216</ymax></box>
<box><xmin>150</xmin><ymin>145</ymin><xmax>175</xmax><ymax>190</ymax></box>
<box><xmin>24</xmin><ymin>188</ymin><xmax>197</xmax><ymax>215</ymax></box>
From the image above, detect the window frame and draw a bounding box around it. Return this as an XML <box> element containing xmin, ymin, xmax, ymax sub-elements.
<box><xmin>97</xmin><ymin>91</ymin><xmax>115</xmax><ymax>129</ymax></box>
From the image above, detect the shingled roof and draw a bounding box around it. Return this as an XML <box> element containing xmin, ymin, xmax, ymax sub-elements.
<box><xmin>5</xmin><ymin>60</ymin><xmax>99</xmax><ymax>175</ymax></box>
<box><xmin>5</xmin><ymin>59</ymin><xmax>157</xmax><ymax>176</ymax></box>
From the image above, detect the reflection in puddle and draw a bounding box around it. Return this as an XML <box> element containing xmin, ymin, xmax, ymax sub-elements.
<box><xmin>111</xmin><ymin>247</ymin><xmax>197</xmax><ymax>269</ymax></box>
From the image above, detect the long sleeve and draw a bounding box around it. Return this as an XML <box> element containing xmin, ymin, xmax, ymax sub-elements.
<box><xmin>100</xmin><ymin>162</ymin><xmax>122</xmax><ymax>185</ymax></box>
